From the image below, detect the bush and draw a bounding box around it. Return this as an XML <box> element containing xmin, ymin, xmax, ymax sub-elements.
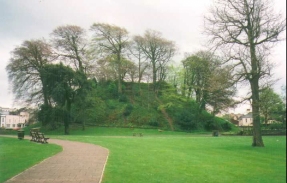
<box><xmin>123</xmin><ymin>104</ymin><xmax>133</xmax><ymax>117</ymax></box>
<box><xmin>119</xmin><ymin>94</ymin><xmax>128</xmax><ymax>103</ymax></box>
<box><xmin>148</xmin><ymin>118</ymin><xmax>159</xmax><ymax>127</ymax></box>
<box><xmin>108</xmin><ymin>82</ymin><xmax>118</xmax><ymax>98</ymax></box>
<box><xmin>221</xmin><ymin>122</ymin><xmax>233</xmax><ymax>131</ymax></box>
<box><xmin>268</xmin><ymin>123</ymin><xmax>285</xmax><ymax>130</ymax></box>
<box><xmin>175</xmin><ymin>110</ymin><xmax>198</xmax><ymax>131</ymax></box>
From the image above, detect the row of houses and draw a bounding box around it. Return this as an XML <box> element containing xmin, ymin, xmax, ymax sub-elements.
<box><xmin>0</xmin><ymin>107</ymin><xmax>30</xmax><ymax>129</ymax></box>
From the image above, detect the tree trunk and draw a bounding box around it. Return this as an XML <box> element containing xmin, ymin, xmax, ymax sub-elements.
<box><xmin>117</xmin><ymin>53</ymin><xmax>122</xmax><ymax>94</ymax></box>
<box><xmin>250</xmin><ymin>79</ymin><xmax>264</xmax><ymax>147</ymax></box>
<box><xmin>247</xmin><ymin>8</ymin><xmax>264</xmax><ymax>146</ymax></box>
<box><xmin>65</xmin><ymin>97</ymin><xmax>72</xmax><ymax>135</ymax></box>
<box><xmin>182</xmin><ymin>71</ymin><xmax>186</xmax><ymax>97</ymax></box>
<box><xmin>152</xmin><ymin>61</ymin><xmax>157</xmax><ymax>92</ymax></box>
<box><xmin>249</xmin><ymin>42</ymin><xmax>264</xmax><ymax>147</ymax></box>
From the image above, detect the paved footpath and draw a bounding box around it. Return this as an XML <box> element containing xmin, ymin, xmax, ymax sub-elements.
<box><xmin>4</xmin><ymin>138</ymin><xmax>109</xmax><ymax>183</ymax></box>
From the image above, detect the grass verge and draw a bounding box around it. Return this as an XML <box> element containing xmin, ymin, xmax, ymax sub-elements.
<box><xmin>0</xmin><ymin>137</ymin><xmax>62</xmax><ymax>183</ymax></box>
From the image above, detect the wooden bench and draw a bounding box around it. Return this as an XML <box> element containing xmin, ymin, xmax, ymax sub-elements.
<box><xmin>37</xmin><ymin>132</ymin><xmax>49</xmax><ymax>143</ymax></box>
<box><xmin>30</xmin><ymin>130</ymin><xmax>49</xmax><ymax>143</ymax></box>
<box><xmin>30</xmin><ymin>131</ymin><xmax>37</xmax><ymax>142</ymax></box>
<box><xmin>133</xmin><ymin>133</ymin><xmax>143</xmax><ymax>137</ymax></box>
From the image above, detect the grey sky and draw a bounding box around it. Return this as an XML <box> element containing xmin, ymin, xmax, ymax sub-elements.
<box><xmin>0</xmin><ymin>0</ymin><xmax>286</xmax><ymax>113</ymax></box>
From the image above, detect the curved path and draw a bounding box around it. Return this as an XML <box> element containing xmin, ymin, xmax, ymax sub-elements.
<box><xmin>4</xmin><ymin>138</ymin><xmax>109</xmax><ymax>183</ymax></box>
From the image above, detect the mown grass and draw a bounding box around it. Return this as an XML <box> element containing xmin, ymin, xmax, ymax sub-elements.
<box><xmin>1</xmin><ymin>127</ymin><xmax>286</xmax><ymax>183</ymax></box>
<box><xmin>0</xmin><ymin>137</ymin><xmax>62</xmax><ymax>183</ymax></box>
<box><xmin>48</xmin><ymin>127</ymin><xmax>286</xmax><ymax>183</ymax></box>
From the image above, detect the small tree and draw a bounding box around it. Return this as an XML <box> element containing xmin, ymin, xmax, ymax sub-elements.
<box><xmin>42</xmin><ymin>63</ymin><xmax>81</xmax><ymax>134</ymax></box>
<box><xmin>260</xmin><ymin>87</ymin><xmax>284</xmax><ymax>124</ymax></box>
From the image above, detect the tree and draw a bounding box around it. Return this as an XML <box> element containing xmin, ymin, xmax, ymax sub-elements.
<box><xmin>259</xmin><ymin>87</ymin><xmax>284</xmax><ymax>124</ymax></box>
<box><xmin>90</xmin><ymin>23</ymin><xmax>130</xmax><ymax>94</ymax></box>
<box><xmin>182</xmin><ymin>53</ymin><xmax>209</xmax><ymax>106</ymax></box>
<box><xmin>93</xmin><ymin>54</ymin><xmax>135</xmax><ymax>83</ymax></box>
<box><xmin>165</xmin><ymin>64</ymin><xmax>184</xmax><ymax>92</ymax></box>
<box><xmin>182</xmin><ymin>51</ymin><xmax>217</xmax><ymax>110</ymax></box>
<box><xmin>129</xmin><ymin>36</ymin><xmax>149</xmax><ymax>91</ymax></box>
<box><xmin>205</xmin><ymin>0</ymin><xmax>286</xmax><ymax>147</ymax></box>
<box><xmin>42</xmin><ymin>63</ymin><xmax>81</xmax><ymax>134</ymax></box>
<box><xmin>206</xmin><ymin>66</ymin><xmax>236</xmax><ymax>115</ymax></box>
<box><xmin>6</xmin><ymin>39</ymin><xmax>53</xmax><ymax>107</ymax></box>
<box><xmin>182</xmin><ymin>51</ymin><xmax>235</xmax><ymax>114</ymax></box>
<box><xmin>51</xmin><ymin>25</ymin><xmax>89</xmax><ymax>74</ymax></box>
<box><xmin>135</xmin><ymin>30</ymin><xmax>176</xmax><ymax>93</ymax></box>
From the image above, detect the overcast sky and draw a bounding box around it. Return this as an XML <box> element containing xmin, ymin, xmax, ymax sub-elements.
<box><xmin>0</xmin><ymin>0</ymin><xmax>286</xmax><ymax>113</ymax></box>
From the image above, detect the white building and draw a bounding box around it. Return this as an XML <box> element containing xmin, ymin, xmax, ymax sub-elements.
<box><xmin>0</xmin><ymin>112</ymin><xmax>29</xmax><ymax>129</ymax></box>
<box><xmin>238</xmin><ymin>112</ymin><xmax>253</xmax><ymax>126</ymax></box>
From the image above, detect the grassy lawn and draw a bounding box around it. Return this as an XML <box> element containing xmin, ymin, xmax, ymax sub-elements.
<box><xmin>0</xmin><ymin>137</ymin><xmax>62</xmax><ymax>183</ymax></box>
<box><xmin>47</xmin><ymin>127</ymin><xmax>286</xmax><ymax>183</ymax></box>
<box><xmin>1</xmin><ymin>127</ymin><xmax>285</xmax><ymax>183</ymax></box>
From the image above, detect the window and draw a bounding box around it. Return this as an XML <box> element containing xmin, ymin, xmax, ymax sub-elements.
<box><xmin>6</xmin><ymin>124</ymin><xmax>10</xmax><ymax>127</ymax></box>
<box><xmin>12</xmin><ymin>124</ymin><xmax>15</xmax><ymax>127</ymax></box>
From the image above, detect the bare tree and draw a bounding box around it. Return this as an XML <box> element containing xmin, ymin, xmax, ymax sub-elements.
<box><xmin>136</xmin><ymin>30</ymin><xmax>176</xmax><ymax>93</ymax></box>
<box><xmin>6</xmin><ymin>40</ymin><xmax>54</xmax><ymax>107</ymax></box>
<box><xmin>205</xmin><ymin>0</ymin><xmax>286</xmax><ymax>147</ymax></box>
<box><xmin>90</xmin><ymin>23</ymin><xmax>130</xmax><ymax>94</ymax></box>
<box><xmin>129</xmin><ymin>36</ymin><xmax>149</xmax><ymax>84</ymax></box>
<box><xmin>50</xmin><ymin>25</ymin><xmax>91</xmax><ymax>75</ymax></box>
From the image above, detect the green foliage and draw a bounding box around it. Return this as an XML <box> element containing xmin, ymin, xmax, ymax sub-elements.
<box><xmin>123</xmin><ymin>104</ymin><xmax>133</xmax><ymax>117</ymax></box>
<box><xmin>36</xmin><ymin>80</ymin><xmax>236</xmax><ymax>133</ymax></box>
<box><xmin>204</xmin><ymin>116</ymin><xmax>233</xmax><ymax>131</ymax></box>
<box><xmin>119</xmin><ymin>94</ymin><xmax>128</xmax><ymax>102</ymax></box>
<box><xmin>148</xmin><ymin>118</ymin><xmax>159</xmax><ymax>127</ymax></box>
<box><xmin>264</xmin><ymin>123</ymin><xmax>285</xmax><ymax>130</ymax></box>
<box><xmin>38</xmin><ymin>104</ymin><xmax>53</xmax><ymax>126</ymax></box>
<box><xmin>260</xmin><ymin>87</ymin><xmax>285</xmax><ymax>123</ymax></box>
<box><xmin>38</xmin><ymin>105</ymin><xmax>72</xmax><ymax>130</ymax></box>
<box><xmin>175</xmin><ymin>109</ymin><xmax>198</xmax><ymax>131</ymax></box>
<box><xmin>159</xmin><ymin>91</ymin><xmax>235</xmax><ymax>132</ymax></box>
<box><xmin>43</xmin><ymin>63</ymin><xmax>78</xmax><ymax>106</ymax></box>
<box><xmin>108</xmin><ymin>81</ymin><xmax>118</xmax><ymax>98</ymax></box>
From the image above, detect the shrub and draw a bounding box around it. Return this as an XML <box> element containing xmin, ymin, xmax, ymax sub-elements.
<box><xmin>123</xmin><ymin>104</ymin><xmax>133</xmax><ymax>117</ymax></box>
<box><xmin>148</xmin><ymin>118</ymin><xmax>159</xmax><ymax>127</ymax></box>
<box><xmin>221</xmin><ymin>121</ymin><xmax>233</xmax><ymax>131</ymax></box>
<box><xmin>174</xmin><ymin>110</ymin><xmax>198</xmax><ymax>131</ymax></box>
<box><xmin>119</xmin><ymin>94</ymin><xmax>128</xmax><ymax>103</ymax></box>
<box><xmin>108</xmin><ymin>82</ymin><xmax>118</xmax><ymax>98</ymax></box>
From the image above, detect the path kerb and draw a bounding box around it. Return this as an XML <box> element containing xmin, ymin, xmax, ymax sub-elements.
<box><xmin>3</xmin><ymin>138</ymin><xmax>109</xmax><ymax>183</ymax></box>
